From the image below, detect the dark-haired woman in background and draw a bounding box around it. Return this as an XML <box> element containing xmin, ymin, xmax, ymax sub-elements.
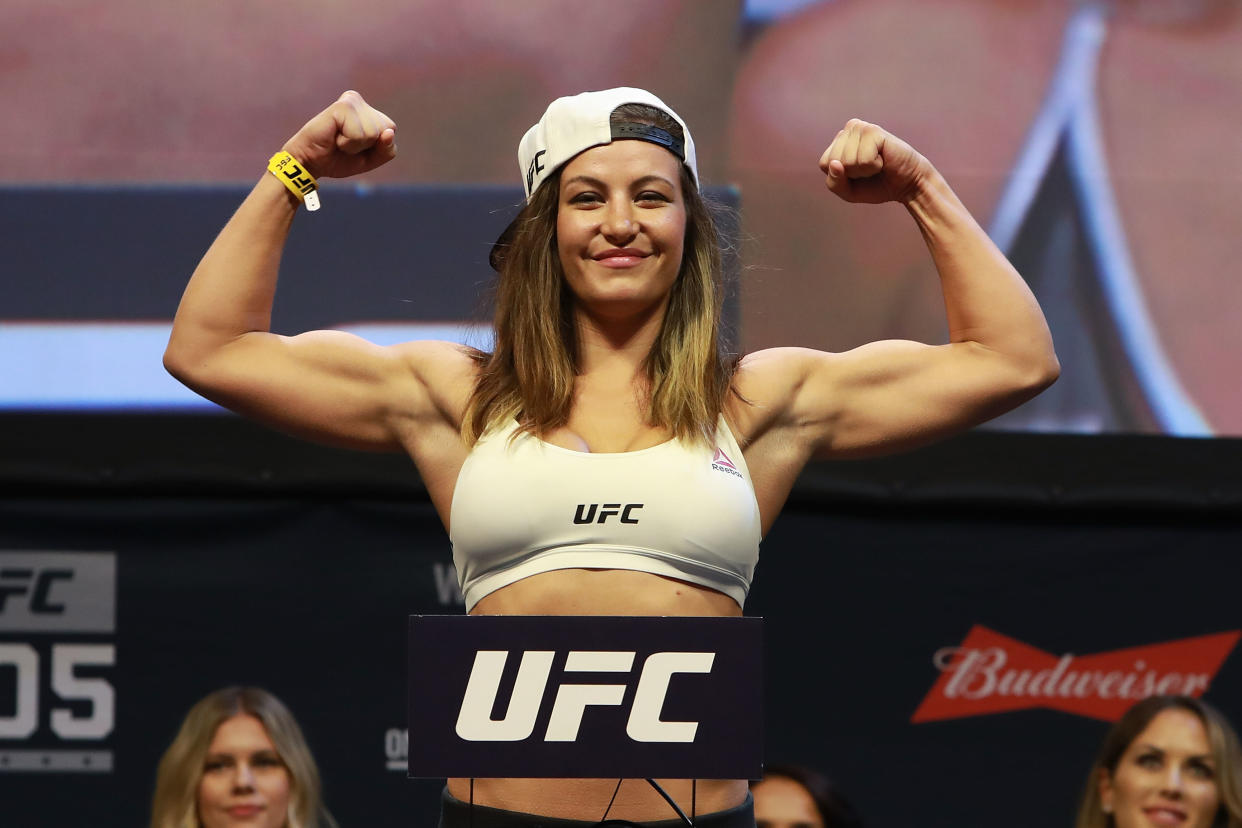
<box><xmin>1076</xmin><ymin>695</ymin><xmax>1242</xmax><ymax>828</ymax></box>
<box><xmin>150</xmin><ymin>686</ymin><xmax>336</xmax><ymax>828</ymax></box>
<box><xmin>751</xmin><ymin>762</ymin><xmax>863</xmax><ymax>828</ymax></box>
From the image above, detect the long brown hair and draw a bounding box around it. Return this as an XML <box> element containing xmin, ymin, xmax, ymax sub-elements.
<box><xmin>150</xmin><ymin>686</ymin><xmax>336</xmax><ymax>828</ymax></box>
<box><xmin>1075</xmin><ymin>695</ymin><xmax>1242</xmax><ymax>828</ymax></box>
<box><xmin>463</xmin><ymin>103</ymin><xmax>737</xmax><ymax>446</ymax></box>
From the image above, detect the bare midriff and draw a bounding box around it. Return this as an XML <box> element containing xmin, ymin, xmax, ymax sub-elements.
<box><xmin>447</xmin><ymin>568</ymin><xmax>748</xmax><ymax>821</ymax></box>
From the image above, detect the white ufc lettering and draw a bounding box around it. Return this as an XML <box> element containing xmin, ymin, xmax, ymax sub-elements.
<box><xmin>627</xmin><ymin>651</ymin><xmax>714</xmax><ymax>742</ymax></box>
<box><xmin>454</xmin><ymin>650</ymin><xmax>714</xmax><ymax>743</ymax></box>
<box><xmin>455</xmin><ymin>650</ymin><xmax>554</xmax><ymax>741</ymax></box>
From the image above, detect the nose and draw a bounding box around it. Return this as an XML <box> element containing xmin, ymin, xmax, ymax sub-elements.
<box><xmin>600</xmin><ymin>200</ymin><xmax>637</xmax><ymax>243</ymax></box>
<box><xmin>1161</xmin><ymin>765</ymin><xmax>1185</xmax><ymax>796</ymax></box>
<box><xmin>232</xmin><ymin>762</ymin><xmax>256</xmax><ymax>792</ymax></box>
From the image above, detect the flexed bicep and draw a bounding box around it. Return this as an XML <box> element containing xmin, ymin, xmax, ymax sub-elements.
<box><xmin>166</xmin><ymin>329</ymin><xmax>474</xmax><ymax>451</ymax></box>
<box><xmin>737</xmin><ymin>341</ymin><xmax>1055</xmax><ymax>461</ymax></box>
<box><xmin>804</xmin><ymin>340</ymin><xmax>1054</xmax><ymax>458</ymax></box>
<box><xmin>163</xmin><ymin>90</ymin><xmax>432</xmax><ymax>449</ymax></box>
<box><xmin>751</xmin><ymin>118</ymin><xmax>1058</xmax><ymax>458</ymax></box>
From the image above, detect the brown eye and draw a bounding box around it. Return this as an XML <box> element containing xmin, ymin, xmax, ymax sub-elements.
<box><xmin>1187</xmin><ymin>761</ymin><xmax>1215</xmax><ymax>780</ymax></box>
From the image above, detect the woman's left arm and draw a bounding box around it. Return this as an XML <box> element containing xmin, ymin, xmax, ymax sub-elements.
<box><xmin>739</xmin><ymin>120</ymin><xmax>1060</xmax><ymax>459</ymax></box>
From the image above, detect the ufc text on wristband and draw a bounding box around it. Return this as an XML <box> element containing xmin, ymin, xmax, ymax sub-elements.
<box><xmin>267</xmin><ymin>151</ymin><xmax>321</xmax><ymax>211</ymax></box>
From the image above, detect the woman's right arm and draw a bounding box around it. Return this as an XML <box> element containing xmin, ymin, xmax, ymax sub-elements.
<box><xmin>163</xmin><ymin>91</ymin><xmax>473</xmax><ymax>451</ymax></box>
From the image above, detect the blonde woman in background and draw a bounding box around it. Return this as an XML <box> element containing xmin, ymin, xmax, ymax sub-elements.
<box><xmin>150</xmin><ymin>686</ymin><xmax>336</xmax><ymax>828</ymax></box>
<box><xmin>1076</xmin><ymin>695</ymin><xmax>1242</xmax><ymax>828</ymax></box>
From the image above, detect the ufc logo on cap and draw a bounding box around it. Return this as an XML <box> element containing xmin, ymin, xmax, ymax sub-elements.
<box><xmin>525</xmin><ymin>149</ymin><xmax>546</xmax><ymax>193</ymax></box>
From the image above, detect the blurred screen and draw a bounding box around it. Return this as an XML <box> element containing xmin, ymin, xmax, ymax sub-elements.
<box><xmin>3</xmin><ymin>0</ymin><xmax>1238</xmax><ymax>434</ymax></box>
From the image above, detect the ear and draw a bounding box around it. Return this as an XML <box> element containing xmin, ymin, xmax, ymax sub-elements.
<box><xmin>1098</xmin><ymin>767</ymin><xmax>1115</xmax><ymax>815</ymax></box>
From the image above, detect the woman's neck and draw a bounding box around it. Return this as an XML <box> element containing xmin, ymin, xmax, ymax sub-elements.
<box><xmin>571</xmin><ymin>300</ymin><xmax>667</xmax><ymax>376</ymax></box>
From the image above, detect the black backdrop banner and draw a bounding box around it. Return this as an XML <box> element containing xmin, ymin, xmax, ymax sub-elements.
<box><xmin>1</xmin><ymin>416</ymin><xmax>1241</xmax><ymax>827</ymax></box>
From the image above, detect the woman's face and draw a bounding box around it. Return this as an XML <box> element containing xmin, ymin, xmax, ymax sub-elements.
<box><xmin>197</xmin><ymin>714</ymin><xmax>291</xmax><ymax>828</ymax></box>
<box><xmin>1100</xmin><ymin>708</ymin><xmax>1221</xmax><ymax>828</ymax></box>
<box><xmin>556</xmin><ymin>139</ymin><xmax>686</xmax><ymax>321</ymax></box>
<box><xmin>752</xmin><ymin>775</ymin><xmax>824</xmax><ymax>828</ymax></box>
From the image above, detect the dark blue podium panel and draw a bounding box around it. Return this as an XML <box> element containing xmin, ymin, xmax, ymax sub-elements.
<box><xmin>407</xmin><ymin>615</ymin><xmax>763</xmax><ymax>779</ymax></box>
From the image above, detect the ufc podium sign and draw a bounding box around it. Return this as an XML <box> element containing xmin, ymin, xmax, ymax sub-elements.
<box><xmin>407</xmin><ymin>615</ymin><xmax>763</xmax><ymax>778</ymax></box>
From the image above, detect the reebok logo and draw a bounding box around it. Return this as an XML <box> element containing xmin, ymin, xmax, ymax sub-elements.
<box><xmin>711</xmin><ymin>449</ymin><xmax>743</xmax><ymax>479</ymax></box>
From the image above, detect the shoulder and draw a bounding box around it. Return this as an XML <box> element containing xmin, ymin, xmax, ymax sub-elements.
<box><xmin>728</xmin><ymin>341</ymin><xmax>939</xmax><ymax>447</ymax></box>
<box><xmin>727</xmin><ymin>347</ymin><xmax>846</xmax><ymax>442</ymax></box>
<box><xmin>389</xmin><ymin>339</ymin><xmax>480</xmax><ymax>374</ymax></box>
<box><xmin>385</xmin><ymin>339</ymin><xmax>481</xmax><ymax>426</ymax></box>
<box><xmin>733</xmin><ymin>347</ymin><xmax>843</xmax><ymax>397</ymax></box>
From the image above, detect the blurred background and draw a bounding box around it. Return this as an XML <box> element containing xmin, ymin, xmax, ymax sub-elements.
<box><xmin>4</xmin><ymin>0</ymin><xmax>1240</xmax><ymax>434</ymax></box>
<box><xmin>2</xmin><ymin>1</ymin><xmax>1240</xmax><ymax>826</ymax></box>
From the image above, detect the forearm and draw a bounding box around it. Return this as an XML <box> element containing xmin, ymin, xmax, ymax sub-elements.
<box><xmin>905</xmin><ymin>168</ymin><xmax>1059</xmax><ymax>379</ymax></box>
<box><xmin>165</xmin><ymin>173</ymin><xmax>299</xmax><ymax>369</ymax></box>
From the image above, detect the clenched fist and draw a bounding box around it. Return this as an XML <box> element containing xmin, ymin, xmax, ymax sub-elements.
<box><xmin>282</xmin><ymin>90</ymin><xmax>397</xmax><ymax>180</ymax></box>
<box><xmin>819</xmin><ymin>119</ymin><xmax>931</xmax><ymax>205</ymax></box>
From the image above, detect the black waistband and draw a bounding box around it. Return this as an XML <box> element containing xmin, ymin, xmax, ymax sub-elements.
<box><xmin>438</xmin><ymin>788</ymin><xmax>755</xmax><ymax>828</ymax></box>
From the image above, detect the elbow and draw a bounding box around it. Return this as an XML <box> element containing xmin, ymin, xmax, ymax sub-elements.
<box><xmin>162</xmin><ymin>339</ymin><xmax>192</xmax><ymax>385</ymax></box>
<box><xmin>162</xmin><ymin>344</ymin><xmax>181</xmax><ymax>379</ymax></box>
<box><xmin>1016</xmin><ymin>349</ymin><xmax>1060</xmax><ymax>399</ymax></box>
<box><xmin>1045</xmin><ymin>353</ymin><xmax>1061</xmax><ymax>388</ymax></box>
<box><xmin>162</xmin><ymin>335</ymin><xmax>213</xmax><ymax>391</ymax></box>
<box><xmin>162</xmin><ymin>343</ymin><xmax>236</xmax><ymax>410</ymax></box>
<box><xmin>1033</xmin><ymin>350</ymin><xmax>1061</xmax><ymax>391</ymax></box>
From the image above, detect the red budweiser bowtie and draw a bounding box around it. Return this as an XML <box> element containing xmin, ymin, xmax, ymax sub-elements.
<box><xmin>912</xmin><ymin>625</ymin><xmax>1240</xmax><ymax>723</ymax></box>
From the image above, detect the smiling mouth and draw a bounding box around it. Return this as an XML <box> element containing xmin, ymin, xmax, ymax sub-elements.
<box><xmin>593</xmin><ymin>248</ymin><xmax>649</xmax><ymax>261</ymax></box>
<box><xmin>1143</xmin><ymin>806</ymin><xmax>1188</xmax><ymax>825</ymax></box>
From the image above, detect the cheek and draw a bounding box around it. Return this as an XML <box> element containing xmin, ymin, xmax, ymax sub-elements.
<box><xmin>659</xmin><ymin>214</ymin><xmax>688</xmax><ymax>263</ymax></box>
<box><xmin>260</xmin><ymin>770</ymin><xmax>291</xmax><ymax>810</ymax></box>
<box><xmin>555</xmin><ymin>217</ymin><xmax>580</xmax><ymax>272</ymax></box>
<box><xmin>197</xmin><ymin>775</ymin><xmax>230</xmax><ymax>827</ymax></box>
<box><xmin>1109</xmin><ymin>770</ymin><xmax>1147</xmax><ymax>809</ymax></box>
<box><xmin>197</xmin><ymin>774</ymin><xmax>225</xmax><ymax>807</ymax></box>
<box><xmin>1190</xmin><ymin>779</ymin><xmax>1221</xmax><ymax>811</ymax></box>
<box><xmin>556</xmin><ymin>211</ymin><xmax>587</xmax><ymax>250</ymax></box>
<box><xmin>654</xmin><ymin>209</ymin><xmax>686</xmax><ymax>238</ymax></box>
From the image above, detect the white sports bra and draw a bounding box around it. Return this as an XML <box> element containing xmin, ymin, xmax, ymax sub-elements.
<box><xmin>449</xmin><ymin>416</ymin><xmax>762</xmax><ymax>612</ymax></box>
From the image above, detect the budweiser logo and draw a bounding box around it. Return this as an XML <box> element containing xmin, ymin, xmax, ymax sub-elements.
<box><xmin>912</xmin><ymin>626</ymin><xmax>1240</xmax><ymax>723</ymax></box>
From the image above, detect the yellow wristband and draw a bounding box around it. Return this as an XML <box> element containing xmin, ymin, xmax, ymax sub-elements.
<box><xmin>267</xmin><ymin>151</ymin><xmax>321</xmax><ymax>211</ymax></box>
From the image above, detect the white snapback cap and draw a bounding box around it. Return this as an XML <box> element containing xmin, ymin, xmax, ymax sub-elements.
<box><xmin>516</xmin><ymin>86</ymin><xmax>699</xmax><ymax>201</ymax></box>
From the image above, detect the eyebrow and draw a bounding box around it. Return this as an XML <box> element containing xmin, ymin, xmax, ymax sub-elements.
<box><xmin>562</xmin><ymin>174</ymin><xmax>677</xmax><ymax>191</ymax></box>
<box><xmin>203</xmin><ymin>749</ymin><xmax>282</xmax><ymax>760</ymax></box>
